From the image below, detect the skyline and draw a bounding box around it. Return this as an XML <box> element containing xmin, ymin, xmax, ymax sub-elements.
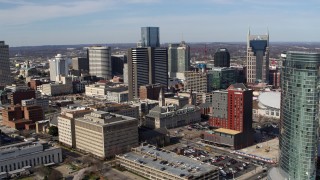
<box><xmin>1</xmin><ymin>0</ymin><xmax>320</xmax><ymax>46</ymax></box>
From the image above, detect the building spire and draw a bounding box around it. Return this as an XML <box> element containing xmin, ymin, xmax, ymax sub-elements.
<box><xmin>159</xmin><ymin>87</ymin><xmax>165</xmax><ymax>107</ymax></box>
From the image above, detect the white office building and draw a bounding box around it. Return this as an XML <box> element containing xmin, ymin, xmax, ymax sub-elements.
<box><xmin>49</xmin><ymin>54</ymin><xmax>69</xmax><ymax>82</ymax></box>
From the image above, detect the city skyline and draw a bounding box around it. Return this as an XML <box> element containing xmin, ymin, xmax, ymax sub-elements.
<box><xmin>0</xmin><ymin>0</ymin><xmax>320</xmax><ymax>46</ymax></box>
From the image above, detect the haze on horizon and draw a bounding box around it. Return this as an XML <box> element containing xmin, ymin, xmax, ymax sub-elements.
<box><xmin>0</xmin><ymin>0</ymin><xmax>319</xmax><ymax>47</ymax></box>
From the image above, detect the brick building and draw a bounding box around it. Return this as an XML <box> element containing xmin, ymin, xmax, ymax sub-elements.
<box><xmin>10</xmin><ymin>88</ymin><xmax>36</xmax><ymax>106</ymax></box>
<box><xmin>206</xmin><ymin>83</ymin><xmax>254</xmax><ymax>149</ymax></box>
<box><xmin>139</xmin><ymin>84</ymin><xmax>165</xmax><ymax>100</ymax></box>
<box><xmin>2</xmin><ymin>105</ymin><xmax>44</xmax><ymax>130</ymax></box>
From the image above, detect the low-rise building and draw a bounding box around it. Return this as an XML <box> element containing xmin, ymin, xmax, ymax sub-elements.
<box><xmin>116</xmin><ymin>145</ymin><xmax>219</xmax><ymax>180</ymax></box>
<box><xmin>0</xmin><ymin>141</ymin><xmax>62</xmax><ymax>174</ymax></box>
<box><xmin>202</xmin><ymin>128</ymin><xmax>250</xmax><ymax>150</ymax></box>
<box><xmin>85</xmin><ymin>83</ymin><xmax>128</xmax><ymax>103</ymax></box>
<box><xmin>74</xmin><ymin>111</ymin><xmax>139</xmax><ymax>159</ymax></box>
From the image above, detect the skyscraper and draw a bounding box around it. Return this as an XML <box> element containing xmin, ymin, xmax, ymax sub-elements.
<box><xmin>88</xmin><ymin>46</ymin><xmax>112</xmax><ymax>80</ymax></box>
<box><xmin>246</xmin><ymin>29</ymin><xmax>269</xmax><ymax>84</ymax></box>
<box><xmin>214</xmin><ymin>48</ymin><xmax>230</xmax><ymax>67</ymax></box>
<box><xmin>0</xmin><ymin>41</ymin><xmax>12</xmax><ymax>87</ymax></box>
<box><xmin>72</xmin><ymin>57</ymin><xmax>89</xmax><ymax>75</ymax></box>
<box><xmin>168</xmin><ymin>41</ymin><xmax>190</xmax><ymax>77</ymax></box>
<box><xmin>127</xmin><ymin>47</ymin><xmax>168</xmax><ymax>100</ymax></box>
<box><xmin>268</xmin><ymin>52</ymin><xmax>320</xmax><ymax>180</ymax></box>
<box><xmin>49</xmin><ymin>54</ymin><xmax>69</xmax><ymax>82</ymax></box>
<box><xmin>141</xmin><ymin>27</ymin><xmax>160</xmax><ymax>48</ymax></box>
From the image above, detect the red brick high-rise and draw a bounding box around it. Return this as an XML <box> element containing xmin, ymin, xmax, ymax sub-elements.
<box><xmin>210</xmin><ymin>83</ymin><xmax>253</xmax><ymax>132</ymax></box>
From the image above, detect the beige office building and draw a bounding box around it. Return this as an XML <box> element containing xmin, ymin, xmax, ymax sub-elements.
<box><xmin>183</xmin><ymin>71</ymin><xmax>207</xmax><ymax>93</ymax></box>
<box><xmin>74</xmin><ymin>111</ymin><xmax>138</xmax><ymax>158</ymax></box>
<box><xmin>58</xmin><ymin>109</ymin><xmax>92</xmax><ymax>148</ymax></box>
<box><xmin>88</xmin><ymin>46</ymin><xmax>112</xmax><ymax>80</ymax></box>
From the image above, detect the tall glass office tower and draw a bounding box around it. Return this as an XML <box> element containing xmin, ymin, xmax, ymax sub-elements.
<box><xmin>268</xmin><ymin>51</ymin><xmax>320</xmax><ymax>180</ymax></box>
<box><xmin>141</xmin><ymin>27</ymin><xmax>160</xmax><ymax>48</ymax></box>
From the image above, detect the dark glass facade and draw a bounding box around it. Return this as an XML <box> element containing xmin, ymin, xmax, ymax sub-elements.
<box><xmin>141</xmin><ymin>27</ymin><xmax>160</xmax><ymax>48</ymax></box>
<box><xmin>214</xmin><ymin>48</ymin><xmax>230</xmax><ymax>67</ymax></box>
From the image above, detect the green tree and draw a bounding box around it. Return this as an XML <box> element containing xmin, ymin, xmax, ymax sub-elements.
<box><xmin>48</xmin><ymin>126</ymin><xmax>58</xmax><ymax>136</ymax></box>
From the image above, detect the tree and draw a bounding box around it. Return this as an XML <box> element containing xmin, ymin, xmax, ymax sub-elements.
<box><xmin>48</xmin><ymin>126</ymin><xmax>58</xmax><ymax>136</ymax></box>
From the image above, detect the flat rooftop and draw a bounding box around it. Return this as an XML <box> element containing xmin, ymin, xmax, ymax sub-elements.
<box><xmin>118</xmin><ymin>145</ymin><xmax>217</xmax><ymax>178</ymax></box>
<box><xmin>213</xmin><ymin>128</ymin><xmax>241</xmax><ymax>135</ymax></box>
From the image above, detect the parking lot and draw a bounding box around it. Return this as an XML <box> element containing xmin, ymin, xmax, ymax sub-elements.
<box><xmin>169</xmin><ymin>144</ymin><xmax>259</xmax><ymax>179</ymax></box>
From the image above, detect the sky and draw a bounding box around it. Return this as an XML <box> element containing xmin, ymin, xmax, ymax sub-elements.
<box><xmin>0</xmin><ymin>0</ymin><xmax>319</xmax><ymax>46</ymax></box>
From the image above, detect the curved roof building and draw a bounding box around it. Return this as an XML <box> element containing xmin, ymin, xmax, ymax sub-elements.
<box><xmin>258</xmin><ymin>91</ymin><xmax>280</xmax><ymax>110</ymax></box>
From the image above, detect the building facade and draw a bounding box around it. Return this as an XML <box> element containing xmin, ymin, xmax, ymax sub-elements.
<box><xmin>214</xmin><ymin>48</ymin><xmax>230</xmax><ymax>67</ymax></box>
<box><xmin>207</xmin><ymin>67</ymin><xmax>236</xmax><ymax>91</ymax></box>
<box><xmin>74</xmin><ymin>111</ymin><xmax>138</xmax><ymax>158</ymax></box>
<box><xmin>183</xmin><ymin>71</ymin><xmax>208</xmax><ymax>93</ymax></box>
<box><xmin>168</xmin><ymin>42</ymin><xmax>190</xmax><ymax>77</ymax></box>
<box><xmin>88</xmin><ymin>46</ymin><xmax>112</xmax><ymax>80</ymax></box>
<box><xmin>0</xmin><ymin>41</ymin><xmax>12</xmax><ymax>87</ymax></box>
<box><xmin>246</xmin><ymin>30</ymin><xmax>269</xmax><ymax>84</ymax></box>
<box><xmin>0</xmin><ymin>141</ymin><xmax>62</xmax><ymax>174</ymax></box>
<box><xmin>268</xmin><ymin>52</ymin><xmax>320</xmax><ymax>180</ymax></box>
<box><xmin>111</xmin><ymin>55</ymin><xmax>126</xmax><ymax>76</ymax></box>
<box><xmin>139</xmin><ymin>84</ymin><xmax>164</xmax><ymax>100</ymax></box>
<box><xmin>72</xmin><ymin>57</ymin><xmax>89</xmax><ymax>75</ymax></box>
<box><xmin>49</xmin><ymin>54</ymin><xmax>69</xmax><ymax>82</ymax></box>
<box><xmin>117</xmin><ymin>145</ymin><xmax>218</xmax><ymax>180</ymax></box>
<box><xmin>128</xmin><ymin>47</ymin><xmax>168</xmax><ymax>100</ymax></box>
<box><xmin>141</xmin><ymin>27</ymin><xmax>160</xmax><ymax>48</ymax></box>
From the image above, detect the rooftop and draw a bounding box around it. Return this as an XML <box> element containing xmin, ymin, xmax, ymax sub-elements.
<box><xmin>118</xmin><ymin>145</ymin><xmax>217</xmax><ymax>178</ymax></box>
<box><xmin>258</xmin><ymin>91</ymin><xmax>281</xmax><ymax>109</ymax></box>
<box><xmin>213</xmin><ymin>128</ymin><xmax>241</xmax><ymax>135</ymax></box>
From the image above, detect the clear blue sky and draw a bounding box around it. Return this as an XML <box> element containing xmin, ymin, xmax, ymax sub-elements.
<box><xmin>0</xmin><ymin>0</ymin><xmax>319</xmax><ymax>46</ymax></box>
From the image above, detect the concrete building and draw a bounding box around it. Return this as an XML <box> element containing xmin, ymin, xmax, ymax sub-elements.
<box><xmin>49</xmin><ymin>54</ymin><xmax>69</xmax><ymax>82</ymax></box>
<box><xmin>0</xmin><ymin>141</ymin><xmax>62</xmax><ymax>175</ymax></box>
<box><xmin>164</xmin><ymin>96</ymin><xmax>189</xmax><ymax>109</ymax></box>
<box><xmin>141</xmin><ymin>27</ymin><xmax>160</xmax><ymax>48</ymax></box>
<box><xmin>74</xmin><ymin>111</ymin><xmax>138</xmax><ymax>158</ymax></box>
<box><xmin>72</xmin><ymin>57</ymin><xmax>89</xmax><ymax>76</ymax></box>
<box><xmin>268</xmin><ymin>52</ymin><xmax>320</xmax><ymax>180</ymax></box>
<box><xmin>58</xmin><ymin>109</ymin><xmax>92</xmax><ymax>148</ymax></box>
<box><xmin>246</xmin><ymin>30</ymin><xmax>269</xmax><ymax>84</ymax></box>
<box><xmin>168</xmin><ymin>42</ymin><xmax>190</xmax><ymax>77</ymax></box>
<box><xmin>102</xmin><ymin>103</ymin><xmax>139</xmax><ymax>119</ymax></box>
<box><xmin>207</xmin><ymin>67</ymin><xmax>236</xmax><ymax>91</ymax></box>
<box><xmin>85</xmin><ymin>83</ymin><xmax>128</xmax><ymax>103</ymax></box>
<box><xmin>38</xmin><ymin>76</ymin><xmax>73</xmax><ymax>96</ymax></box>
<box><xmin>116</xmin><ymin>145</ymin><xmax>219</xmax><ymax>180</ymax></box>
<box><xmin>88</xmin><ymin>46</ymin><xmax>112</xmax><ymax>80</ymax></box>
<box><xmin>0</xmin><ymin>41</ymin><xmax>12</xmax><ymax>87</ymax></box>
<box><xmin>145</xmin><ymin>90</ymin><xmax>201</xmax><ymax>129</ymax></box>
<box><xmin>183</xmin><ymin>71</ymin><xmax>208</xmax><ymax>93</ymax></box>
<box><xmin>202</xmin><ymin>128</ymin><xmax>245</xmax><ymax>149</ymax></box>
<box><xmin>128</xmin><ymin>47</ymin><xmax>168</xmax><ymax>100</ymax></box>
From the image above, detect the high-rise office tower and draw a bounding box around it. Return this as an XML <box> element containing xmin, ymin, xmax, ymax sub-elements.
<box><xmin>0</xmin><ymin>41</ymin><xmax>12</xmax><ymax>87</ymax></box>
<box><xmin>127</xmin><ymin>47</ymin><xmax>168</xmax><ymax>100</ymax></box>
<box><xmin>111</xmin><ymin>55</ymin><xmax>126</xmax><ymax>76</ymax></box>
<box><xmin>49</xmin><ymin>54</ymin><xmax>69</xmax><ymax>82</ymax></box>
<box><xmin>246</xmin><ymin>29</ymin><xmax>269</xmax><ymax>84</ymax></box>
<box><xmin>141</xmin><ymin>27</ymin><xmax>160</xmax><ymax>48</ymax></box>
<box><xmin>168</xmin><ymin>41</ymin><xmax>190</xmax><ymax>77</ymax></box>
<box><xmin>268</xmin><ymin>52</ymin><xmax>320</xmax><ymax>180</ymax></box>
<box><xmin>214</xmin><ymin>48</ymin><xmax>230</xmax><ymax>67</ymax></box>
<box><xmin>88</xmin><ymin>46</ymin><xmax>112</xmax><ymax>80</ymax></box>
<box><xmin>72</xmin><ymin>57</ymin><xmax>89</xmax><ymax>75</ymax></box>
